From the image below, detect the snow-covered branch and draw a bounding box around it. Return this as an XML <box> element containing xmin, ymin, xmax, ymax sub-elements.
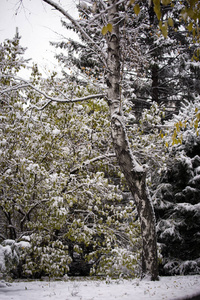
<box><xmin>88</xmin><ymin>0</ymin><xmax>126</xmax><ymax>24</ymax></box>
<box><xmin>0</xmin><ymin>83</ymin><xmax>29</xmax><ymax>95</ymax></box>
<box><xmin>6</xmin><ymin>76</ymin><xmax>105</xmax><ymax>110</ymax></box>
<box><xmin>25</xmin><ymin>92</ymin><xmax>105</xmax><ymax>112</ymax></box>
<box><xmin>42</xmin><ymin>0</ymin><xmax>107</xmax><ymax>66</ymax></box>
<box><xmin>61</xmin><ymin>153</ymin><xmax>116</xmax><ymax>193</ymax></box>
<box><xmin>70</xmin><ymin>153</ymin><xmax>116</xmax><ymax>174</ymax></box>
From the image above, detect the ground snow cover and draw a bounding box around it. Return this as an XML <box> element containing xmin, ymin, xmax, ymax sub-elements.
<box><xmin>1</xmin><ymin>276</ymin><xmax>200</xmax><ymax>300</ymax></box>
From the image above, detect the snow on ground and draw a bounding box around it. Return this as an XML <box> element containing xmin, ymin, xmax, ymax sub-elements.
<box><xmin>1</xmin><ymin>275</ymin><xmax>200</xmax><ymax>300</ymax></box>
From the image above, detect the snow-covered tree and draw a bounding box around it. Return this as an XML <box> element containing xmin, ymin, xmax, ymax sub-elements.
<box><xmin>152</xmin><ymin>99</ymin><xmax>200</xmax><ymax>275</ymax></box>
<box><xmin>121</xmin><ymin>1</ymin><xmax>200</xmax><ymax>121</ymax></box>
<box><xmin>0</xmin><ymin>34</ymin><xmax>142</xmax><ymax>278</ymax></box>
<box><xmin>40</xmin><ymin>0</ymin><xmax>159</xmax><ymax>280</ymax></box>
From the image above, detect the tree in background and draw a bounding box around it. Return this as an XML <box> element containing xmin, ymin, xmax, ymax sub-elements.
<box><xmin>152</xmin><ymin>99</ymin><xmax>200</xmax><ymax>275</ymax></box>
<box><xmin>128</xmin><ymin>97</ymin><xmax>200</xmax><ymax>276</ymax></box>
<box><xmin>120</xmin><ymin>0</ymin><xmax>200</xmax><ymax>121</ymax></box>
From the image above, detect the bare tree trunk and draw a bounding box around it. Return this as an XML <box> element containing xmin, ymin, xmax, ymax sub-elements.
<box><xmin>107</xmin><ymin>0</ymin><xmax>158</xmax><ymax>280</ymax></box>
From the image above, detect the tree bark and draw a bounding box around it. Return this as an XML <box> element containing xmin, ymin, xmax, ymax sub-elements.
<box><xmin>107</xmin><ymin>0</ymin><xmax>158</xmax><ymax>280</ymax></box>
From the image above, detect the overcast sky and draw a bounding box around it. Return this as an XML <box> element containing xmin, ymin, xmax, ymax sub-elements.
<box><xmin>0</xmin><ymin>0</ymin><xmax>78</xmax><ymax>76</ymax></box>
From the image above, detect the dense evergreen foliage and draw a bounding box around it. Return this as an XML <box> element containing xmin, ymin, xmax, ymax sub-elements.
<box><xmin>153</xmin><ymin>100</ymin><xmax>200</xmax><ymax>275</ymax></box>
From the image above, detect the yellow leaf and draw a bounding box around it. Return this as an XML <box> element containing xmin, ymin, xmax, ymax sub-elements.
<box><xmin>165</xmin><ymin>141</ymin><xmax>169</xmax><ymax>148</ymax></box>
<box><xmin>187</xmin><ymin>22</ymin><xmax>193</xmax><ymax>32</ymax></box>
<box><xmin>102</xmin><ymin>26</ymin><xmax>108</xmax><ymax>35</ymax></box>
<box><xmin>178</xmin><ymin>138</ymin><xmax>182</xmax><ymax>144</ymax></box>
<box><xmin>179</xmin><ymin>121</ymin><xmax>183</xmax><ymax>128</ymax></box>
<box><xmin>162</xmin><ymin>0</ymin><xmax>171</xmax><ymax>4</ymax></box>
<box><xmin>134</xmin><ymin>4</ymin><xmax>140</xmax><ymax>16</ymax></box>
<box><xmin>194</xmin><ymin>119</ymin><xmax>198</xmax><ymax>129</ymax></box>
<box><xmin>154</xmin><ymin>6</ymin><xmax>162</xmax><ymax>20</ymax></box>
<box><xmin>196</xmin><ymin>112</ymin><xmax>200</xmax><ymax>121</ymax></box>
<box><xmin>129</xmin><ymin>0</ymin><xmax>135</xmax><ymax>5</ymax></box>
<box><xmin>175</xmin><ymin>123</ymin><xmax>180</xmax><ymax>132</ymax></box>
<box><xmin>168</xmin><ymin>18</ymin><xmax>174</xmax><ymax>27</ymax></box>
<box><xmin>107</xmin><ymin>23</ymin><xmax>113</xmax><ymax>33</ymax></box>
<box><xmin>159</xmin><ymin>21</ymin><xmax>168</xmax><ymax>38</ymax></box>
<box><xmin>172</xmin><ymin>129</ymin><xmax>177</xmax><ymax>140</ymax></box>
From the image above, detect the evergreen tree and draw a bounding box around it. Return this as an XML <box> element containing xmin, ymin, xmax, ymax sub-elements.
<box><xmin>122</xmin><ymin>1</ymin><xmax>200</xmax><ymax>120</ymax></box>
<box><xmin>152</xmin><ymin>99</ymin><xmax>200</xmax><ymax>275</ymax></box>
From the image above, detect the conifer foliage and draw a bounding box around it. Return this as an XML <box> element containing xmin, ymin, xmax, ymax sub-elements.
<box><xmin>153</xmin><ymin>100</ymin><xmax>200</xmax><ymax>275</ymax></box>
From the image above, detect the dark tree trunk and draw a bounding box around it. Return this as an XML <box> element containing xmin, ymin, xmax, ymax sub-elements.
<box><xmin>152</xmin><ymin>64</ymin><xmax>159</xmax><ymax>103</ymax></box>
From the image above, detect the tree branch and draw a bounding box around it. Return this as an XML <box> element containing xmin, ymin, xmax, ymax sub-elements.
<box><xmin>25</xmin><ymin>92</ymin><xmax>106</xmax><ymax>112</ymax></box>
<box><xmin>42</xmin><ymin>0</ymin><xmax>107</xmax><ymax>66</ymax></box>
<box><xmin>62</xmin><ymin>153</ymin><xmax>116</xmax><ymax>193</ymax></box>
<box><xmin>70</xmin><ymin>153</ymin><xmax>116</xmax><ymax>174</ymax></box>
<box><xmin>0</xmin><ymin>83</ymin><xmax>29</xmax><ymax>95</ymax></box>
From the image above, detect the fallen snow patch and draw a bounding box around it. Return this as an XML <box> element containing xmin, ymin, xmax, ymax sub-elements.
<box><xmin>0</xmin><ymin>275</ymin><xmax>200</xmax><ymax>300</ymax></box>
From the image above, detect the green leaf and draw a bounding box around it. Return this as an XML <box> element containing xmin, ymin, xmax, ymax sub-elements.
<box><xmin>134</xmin><ymin>4</ymin><xmax>140</xmax><ymax>16</ymax></box>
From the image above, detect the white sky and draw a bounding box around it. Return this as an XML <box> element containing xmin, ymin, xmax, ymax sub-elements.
<box><xmin>0</xmin><ymin>0</ymin><xmax>78</xmax><ymax>76</ymax></box>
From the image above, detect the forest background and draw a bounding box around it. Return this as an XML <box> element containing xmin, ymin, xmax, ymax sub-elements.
<box><xmin>0</xmin><ymin>0</ymin><xmax>200</xmax><ymax>282</ymax></box>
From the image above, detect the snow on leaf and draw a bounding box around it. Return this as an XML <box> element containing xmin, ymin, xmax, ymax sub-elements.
<box><xmin>52</xmin><ymin>128</ymin><xmax>60</xmax><ymax>135</ymax></box>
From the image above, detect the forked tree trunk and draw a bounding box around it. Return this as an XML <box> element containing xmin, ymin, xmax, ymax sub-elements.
<box><xmin>107</xmin><ymin>0</ymin><xmax>158</xmax><ymax>280</ymax></box>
